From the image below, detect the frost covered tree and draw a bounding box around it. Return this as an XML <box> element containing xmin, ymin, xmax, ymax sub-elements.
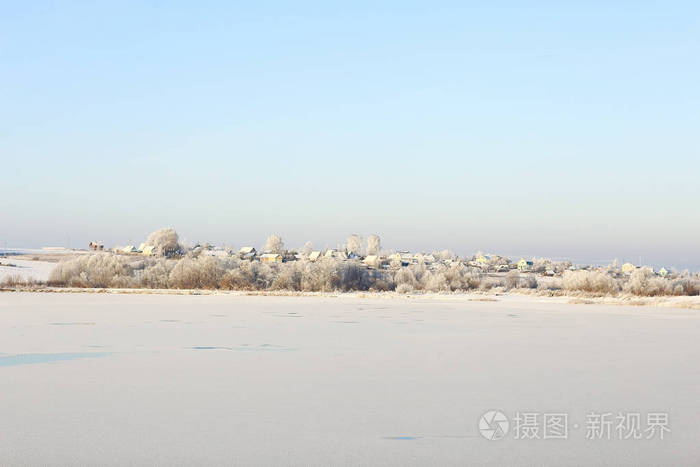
<box><xmin>146</xmin><ymin>228</ymin><xmax>180</xmax><ymax>256</ymax></box>
<box><xmin>367</xmin><ymin>234</ymin><xmax>381</xmax><ymax>256</ymax></box>
<box><xmin>438</xmin><ymin>249</ymin><xmax>454</xmax><ymax>261</ymax></box>
<box><xmin>301</xmin><ymin>241</ymin><xmax>313</xmax><ymax>257</ymax></box>
<box><xmin>265</xmin><ymin>234</ymin><xmax>284</xmax><ymax>254</ymax></box>
<box><xmin>346</xmin><ymin>234</ymin><xmax>363</xmax><ymax>256</ymax></box>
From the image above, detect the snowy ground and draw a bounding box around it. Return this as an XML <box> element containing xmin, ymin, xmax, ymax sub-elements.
<box><xmin>0</xmin><ymin>258</ymin><xmax>55</xmax><ymax>282</ymax></box>
<box><xmin>0</xmin><ymin>293</ymin><xmax>698</xmax><ymax>466</ymax></box>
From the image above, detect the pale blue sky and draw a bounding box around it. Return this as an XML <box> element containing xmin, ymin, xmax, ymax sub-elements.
<box><xmin>2</xmin><ymin>2</ymin><xmax>699</xmax><ymax>268</ymax></box>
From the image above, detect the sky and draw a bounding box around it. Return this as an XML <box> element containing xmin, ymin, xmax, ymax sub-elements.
<box><xmin>2</xmin><ymin>1</ymin><xmax>699</xmax><ymax>269</ymax></box>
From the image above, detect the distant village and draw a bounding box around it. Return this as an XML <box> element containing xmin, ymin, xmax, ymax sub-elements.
<box><xmin>4</xmin><ymin>228</ymin><xmax>687</xmax><ymax>295</ymax></box>
<box><xmin>91</xmin><ymin>236</ymin><xmax>672</xmax><ymax>280</ymax></box>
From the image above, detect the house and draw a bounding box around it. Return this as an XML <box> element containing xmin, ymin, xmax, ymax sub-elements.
<box><xmin>239</xmin><ymin>247</ymin><xmax>256</xmax><ymax>259</ymax></box>
<box><xmin>260</xmin><ymin>253</ymin><xmax>282</xmax><ymax>263</ymax></box>
<box><xmin>324</xmin><ymin>249</ymin><xmax>348</xmax><ymax>260</ymax></box>
<box><xmin>141</xmin><ymin>245</ymin><xmax>156</xmax><ymax>256</ymax></box>
<box><xmin>283</xmin><ymin>251</ymin><xmax>298</xmax><ymax>262</ymax></box>
<box><xmin>422</xmin><ymin>254</ymin><xmax>436</xmax><ymax>264</ymax></box>
<box><xmin>88</xmin><ymin>241</ymin><xmax>103</xmax><ymax>251</ymax></box>
<box><xmin>658</xmin><ymin>267</ymin><xmax>669</xmax><ymax>278</ymax></box>
<box><xmin>121</xmin><ymin>245</ymin><xmax>138</xmax><ymax>254</ymax></box>
<box><xmin>204</xmin><ymin>249</ymin><xmax>228</xmax><ymax>258</ymax></box>
<box><xmin>363</xmin><ymin>255</ymin><xmax>380</xmax><ymax>268</ymax></box>
<box><xmin>475</xmin><ymin>254</ymin><xmax>490</xmax><ymax>265</ymax></box>
<box><xmin>400</xmin><ymin>253</ymin><xmax>414</xmax><ymax>266</ymax></box>
<box><xmin>308</xmin><ymin>251</ymin><xmax>322</xmax><ymax>262</ymax></box>
<box><xmin>517</xmin><ymin>258</ymin><xmax>533</xmax><ymax>272</ymax></box>
<box><xmin>621</xmin><ymin>263</ymin><xmax>637</xmax><ymax>274</ymax></box>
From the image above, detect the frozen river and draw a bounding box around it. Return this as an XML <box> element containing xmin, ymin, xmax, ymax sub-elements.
<box><xmin>0</xmin><ymin>292</ymin><xmax>699</xmax><ymax>466</ymax></box>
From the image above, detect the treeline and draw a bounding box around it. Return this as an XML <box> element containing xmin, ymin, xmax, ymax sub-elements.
<box><xmin>562</xmin><ymin>269</ymin><xmax>700</xmax><ymax>296</ymax></box>
<box><xmin>46</xmin><ymin>253</ymin><xmax>500</xmax><ymax>292</ymax></box>
<box><xmin>38</xmin><ymin>252</ymin><xmax>700</xmax><ymax>296</ymax></box>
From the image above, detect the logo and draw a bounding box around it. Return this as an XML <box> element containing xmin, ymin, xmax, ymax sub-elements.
<box><xmin>479</xmin><ymin>410</ymin><xmax>509</xmax><ymax>440</ymax></box>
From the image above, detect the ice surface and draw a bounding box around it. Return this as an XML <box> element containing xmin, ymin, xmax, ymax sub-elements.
<box><xmin>0</xmin><ymin>292</ymin><xmax>698</xmax><ymax>466</ymax></box>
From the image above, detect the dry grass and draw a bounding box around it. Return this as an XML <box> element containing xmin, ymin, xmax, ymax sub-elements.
<box><xmin>1</xmin><ymin>275</ymin><xmax>41</xmax><ymax>288</ymax></box>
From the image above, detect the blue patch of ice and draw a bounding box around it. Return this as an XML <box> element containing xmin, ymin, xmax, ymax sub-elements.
<box><xmin>190</xmin><ymin>346</ymin><xmax>230</xmax><ymax>350</ymax></box>
<box><xmin>50</xmin><ymin>322</ymin><xmax>95</xmax><ymax>326</ymax></box>
<box><xmin>0</xmin><ymin>352</ymin><xmax>110</xmax><ymax>367</ymax></box>
<box><xmin>188</xmin><ymin>345</ymin><xmax>296</xmax><ymax>352</ymax></box>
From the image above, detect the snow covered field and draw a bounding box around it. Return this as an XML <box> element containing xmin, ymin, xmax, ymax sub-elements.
<box><xmin>0</xmin><ymin>258</ymin><xmax>55</xmax><ymax>282</ymax></box>
<box><xmin>0</xmin><ymin>293</ymin><xmax>698</xmax><ymax>466</ymax></box>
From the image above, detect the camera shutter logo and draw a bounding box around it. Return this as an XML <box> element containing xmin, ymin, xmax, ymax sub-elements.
<box><xmin>479</xmin><ymin>410</ymin><xmax>510</xmax><ymax>440</ymax></box>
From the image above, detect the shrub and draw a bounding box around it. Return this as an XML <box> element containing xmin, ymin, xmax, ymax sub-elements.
<box><xmin>394</xmin><ymin>268</ymin><xmax>417</xmax><ymax>290</ymax></box>
<box><xmin>465</xmin><ymin>270</ymin><xmax>483</xmax><ymax>289</ymax></box>
<box><xmin>219</xmin><ymin>261</ymin><xmax>259</xmax><ymax>290</ymax></box>
<box><xmin>169</xmin><ymin>255</ymin><xmax>222</xmax><ymax>289</ymax></box>
<box><xmin>479</xmin><ymin>277</ymin><xmax>504</xmax><ymax>291</ymax></box>
<box><xmin>271</xmin><ymin>261</ymin><xmax>304</xmax><ymax>291</ymax></box>
<box><xmin>563</xmin><ymin>270</ymin><xmax>619</xmax><ymax>294</ymax></box>
<box><xmin>624</xmin><ymin>269</ymin><xmax>669</xmax><ymax>296</ymax></box>
<box><xmin>668</xmin><ymin>278</ymin><xmax>700</xmax><ymax>296</ymax></box>
<box><xmin>49</xmin><ymin>254</ymin><xmax>133</xmax><ymax>288</ymax></box>
<box><xmin>338</xmin><ymin>261</ymin><xmax>372</xmax><ymax>291</ymax></box>
<box><xmin>1</xmin><ymin>275</ymin><xmax>38</xmax><ymax>287</ymax></box>
<box><xmin>505</xmin><ymin>271</ymin><xmax>520</xmax><ymax>290</ymax></box>
<box><xmin>422</xmin><ymin>271</ymin><xmax>448</xmax><ymax>292</ymax></box>
<box><xmin>443</xmin><ymin>264</ymin><xmax>468</xmax><ymax>290</ymax></box>
<box><xmin>520</xmin><ymin>274</ymin><xmax>538</xmax><ymax>289</ymax></box>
